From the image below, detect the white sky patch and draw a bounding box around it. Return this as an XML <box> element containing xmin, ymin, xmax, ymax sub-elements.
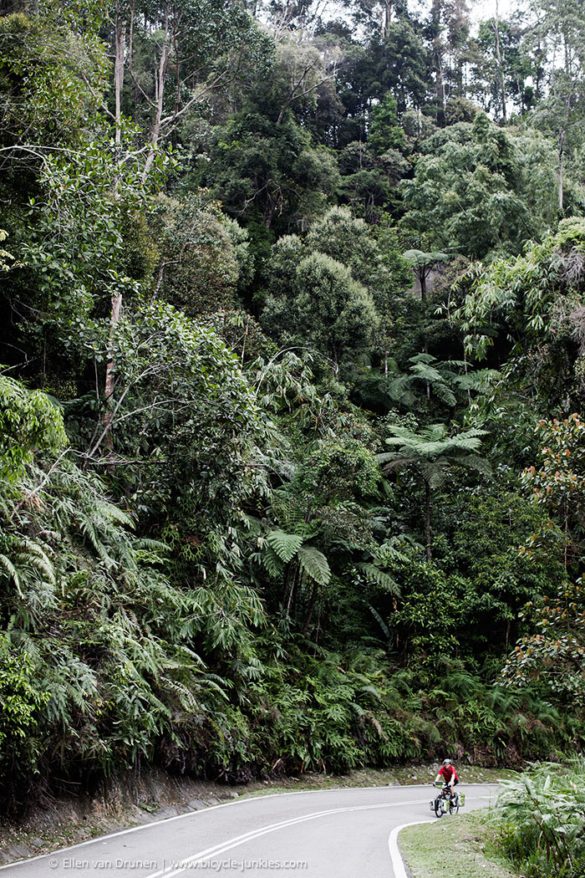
<box><xmin>317</xmin><ymin>0</ymin><xmax>522</xmax><ymax>31</ymax></box>
<box><xmin>470</xmin><ymin>0</ymin><xmax>517</xmax><ymax>23</ymax></box>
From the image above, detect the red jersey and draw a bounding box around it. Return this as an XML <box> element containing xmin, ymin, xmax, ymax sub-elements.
<box><xmin>438</xmin><ymin>764</ymin><xmax>459</xmax><ymax>783</ymax></box>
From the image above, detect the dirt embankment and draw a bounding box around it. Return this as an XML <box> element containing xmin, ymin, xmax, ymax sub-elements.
<box><xmin>0</xmin><ymin>770</ymin><xmax>239</xmax><ymax>866</ymax></box>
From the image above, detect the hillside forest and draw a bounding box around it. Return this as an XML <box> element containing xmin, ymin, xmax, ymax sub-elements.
<box><xmin>1</xmin><ymin>0</ymin><xmax>585</xmax><ymax>815</ymax></box>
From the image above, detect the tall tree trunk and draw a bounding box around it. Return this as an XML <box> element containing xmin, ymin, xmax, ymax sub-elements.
<box><xmin>101</xmin><ymin>291</ymin><xmax>123</xmax><ymax>454</ymax></box>
<box><xmin>420</xmin><ymin>267</ymin><xmax>431</xmax><ymax>390</ymax></box>
<box><xmin>383</xmin><ymin>0</ymin><xmax>392</xmax><ymax>38</ymax></box>
<box><xmin>434</xmin><ymin>45</ymin><xmax>446</xmax><ymax>126</ymax></box>
<box><xmin>114</xmin><ymin>4</ymin><xmax>126</xmax><ymax>146</ymax></box>
<box><xmin>143</xmin><ymin>11</ymin><xmax>170</xmax><ymax>182</ymax></box>
<box><xmin>419</xmin><ymin>269</ymin><xmax>427</xmax><ymax>303</ymax></box>
<box><xmin>284</xmin><ymin>564</ymin><xmax>299</xmax><ymax>616</ymax></box>
<box><xmin>104</xmin><ymin>5</ymin><xmax>129</xmax><ymax>454</ymax></box>
<box><xmin>424</xmin><ymin>480</ymin><xmax>433</xmax><ymax>561</ymax></box>
<box><xmin>558</xmin><ymin>132</ymin><xmax>565</xmax><ymax>213</ymax></box>
<box><xmin>422</xmin><ymin>270</ymin><xmax>430</xmax><ymax>367</ymax></box>
<box><xmin>494</xmin><ymin>0</ymin><xmax>507</xmax><ymax>122</ymax></box>
<box><xmin>431</xmin><ymin>0</ymin><xmax>445</xmax><ymax>126</ymax></box>
<box><xmin>127</xmin><ymin>0</ymin><xmax>135</xmax><ymax>71</ymax></box>
<box><xmin>557</xmin><ymin>25</ymin><xmax>574</xmax><ymax>215</ymax></box>
<box><xmin>534</xmin><ymin>37</ymin><xmax>544</xmax><ymax>101</ymax></box>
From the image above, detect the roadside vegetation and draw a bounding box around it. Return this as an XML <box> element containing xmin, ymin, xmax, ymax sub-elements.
<box><xmin>1</xmin><ymin>0</ymin><xmax>585</xmax><ymax>818</ymax></box>
<box><xmin>405</xmin><ymin>759</ymin><xmax>585</xmax><ymax>878</ymax></box>
<box><xmin>494</xmin><ymin>759</ymin><xmax>585</xmax><ymax>878</ymax></box>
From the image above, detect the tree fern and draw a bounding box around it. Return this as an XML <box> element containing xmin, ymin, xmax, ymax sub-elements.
<box><xmin>266</xmin><ymin>529</ymin><xmax>304</xmax><ymax>563</ymax></box>
<box><xmin>297</xmin><ymin>545</ymin><xmax>331</xmax><ymax>586</ymax></box>
<box><xmin>357</xmin><ymin>563</ymin><xmax>400</xmax><ymax>595</ymax></box>
<box><xmin>261</xmin><ymin>545</ymin><xmax>284</xmax><ymax>577</ymax></box>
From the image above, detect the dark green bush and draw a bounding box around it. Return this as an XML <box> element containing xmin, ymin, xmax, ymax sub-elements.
<box><xmin>495</xmin><ymin>759</ymin><xmax>585</xmax><ymax>878</ymax></box>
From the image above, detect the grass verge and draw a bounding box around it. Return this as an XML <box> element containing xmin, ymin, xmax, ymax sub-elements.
<box><xmin>399</xmin><ymin>811</ymin><xmax>515</xmax><ymax>878</ymax></box>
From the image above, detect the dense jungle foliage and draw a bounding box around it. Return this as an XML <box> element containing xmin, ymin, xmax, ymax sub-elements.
<box><xmin>1</xmin><ymin>0</ymin><xmax>585</xmax><ymax>815</ymax></box>
<box><xmin>496</xmin><ymin>759</ymin><xmax>585</xmax><ymax>878</ymax></box>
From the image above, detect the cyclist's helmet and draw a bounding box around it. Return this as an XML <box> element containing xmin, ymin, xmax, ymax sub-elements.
<box><xmin>442</xmin><ymin>759</ymin><xmax>452</xmax><ymax>765</ymax></box>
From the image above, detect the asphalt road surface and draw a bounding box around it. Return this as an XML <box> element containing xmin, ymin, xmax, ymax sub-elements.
<box><xmin>1</xmin><ymin>783</ymin><xmax>498</xmax><ymax>878</ymax></box>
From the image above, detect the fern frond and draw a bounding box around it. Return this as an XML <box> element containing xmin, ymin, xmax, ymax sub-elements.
<box><xmin>0</xmin><ymin>553</ymin><xmax>22</xmax><ymax>595</ymax></box>
<box><xmin>432</xmin><ymin>383</ymin><xmax>457</xmax><ymax>406</ymax></box>
<box><xmin>262</xmin><ymin>545</ymin><xmax>284</xmax><ymax>577</ymax></box>
<box><xmin>357</xmin><ymin>563</ymin><xmax>401</xmax><ymax>595</ymax></box>
<box><xmin>297</xmin><ymin>545</ymin><xmax>331</xmax><ymax>586</ymax></box>
<box><xmin>266</xmin><ymin>529</ymin><xmax>304</xmax><ymax>563</ymax></box>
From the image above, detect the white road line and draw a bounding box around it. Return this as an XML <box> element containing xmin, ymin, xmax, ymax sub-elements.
<box><xmin>0</xmin><ymin>785</ymin><xmax>498</xmax><ymax>873</ymax></box>
<box><xmin>388</xmin><ymin>820</ymin><xmax>433</xmax><ymax>878</ymax></box>
<box><xmin>0</xmin><ymin>787</ymin><xmax>421</xmax><ymax>874</ymax></box>
<box><xmin>146</xmin><ymin>799</ymin><xmax>431</xmax><ymax>878</ymax></box>
<box><xmin>387</xmin><ymin>794</ymin><xmax>496</xmax><ymax>878</ymax></box>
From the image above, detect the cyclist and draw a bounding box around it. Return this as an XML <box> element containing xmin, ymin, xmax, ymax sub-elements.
<box><xmin>434</xmin><ymin>759</ymin><xmax>459</xmax><ymax>798</ymax></box>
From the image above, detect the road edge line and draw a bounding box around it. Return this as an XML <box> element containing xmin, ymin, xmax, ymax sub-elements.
<box><xmin>148</xmin><ymin>799</ymin><xmax>432</xmax><ymax>878</ymax></box>
<box><xmin>388</xmin><ymin>819</ymin><xmax>434</xmax><ymax>878</ymax></box>
<box><xmin>0</xmin><ymin>784</ymin><xmax>499</xmax><ymax>872</ymax></box>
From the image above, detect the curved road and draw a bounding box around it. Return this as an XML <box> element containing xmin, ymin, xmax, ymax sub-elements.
<box><xmin>2</xmin><ymin>784</ymin><xmax>498</xmax><ymax>878</ymax></box>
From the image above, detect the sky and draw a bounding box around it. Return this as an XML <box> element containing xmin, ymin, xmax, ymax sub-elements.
<box><xmin>406</xmin><ymin>0</ymin><xmax>519</xmax><ymax>28</ymax></box>
<box><xmin>470</xmin><ymin>0</ymin><xmax>517</xmax><ymax>22</ymax></box>
<box><xmin>305</xmin><ymin>0</ymin><xmax>525</xmax><ymax>40</ymax></box>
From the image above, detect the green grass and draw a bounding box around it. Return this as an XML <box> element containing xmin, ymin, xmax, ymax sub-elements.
<box><xmin>400</xmin><ymin>811</ymin><xmax>515</xmax><ymax>878</ymax></box>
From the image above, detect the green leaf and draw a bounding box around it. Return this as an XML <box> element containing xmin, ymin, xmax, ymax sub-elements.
<box><xmin>357</xmin><ymin>563</ymin><xmax>401</xmax><ymax>595</ymax></box>
<box><xmin>266</xmin><ymin>529</ymin><xmax>304</xmax><ymax>563</ymax></box>
<box><xmin>297</xmin><ymin>545</ymin><xmax>331</xmax><ymax>586</ymax></box>
<box><xmin>0</xmin><ymin>554</ymin><xmax>22</xmax><ymax>596</ymax></box>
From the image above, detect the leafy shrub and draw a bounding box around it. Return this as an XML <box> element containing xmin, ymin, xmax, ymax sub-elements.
<box><xmin>495</xmin><ymin>759</ymin><xmax>585</xmax><ymax>878</ymax></box>
<box><xmin>0</xmin><ymin>636</ymin><xmax>49</xmax><ymax>811</ymax></box>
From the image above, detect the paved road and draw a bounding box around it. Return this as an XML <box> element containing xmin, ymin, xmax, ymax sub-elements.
<box><xmin>1</xmin><ymin>784</ymin><xmax>498</xmax><ymax>878</ymax></box>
